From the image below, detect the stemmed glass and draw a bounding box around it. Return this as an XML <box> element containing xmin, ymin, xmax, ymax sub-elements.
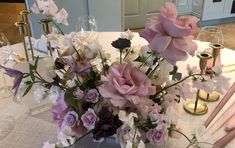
<box><xmin>72</xmin><ymin>16</ymin><xmax>98</xmax><ymax>48</ymax></box>
<box><xmin>0</xmin><ymin>32</ymin><xmax>14</xmax><ymax>98</ymax></box>
<box><xmin>196</xmin><ymin>26</ymin><xmax>224</xmax><ymax>102</ymax></box>
<box><xmin>0</xmin><ymin>32</ymin><xmax>15</xmax><ymax>140</ymax></box>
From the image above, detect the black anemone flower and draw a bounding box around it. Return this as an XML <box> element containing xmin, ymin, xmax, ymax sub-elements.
<box><xmin>111</xmin><ymin>38</ymin><xmax>131</xmax><ymax>51</ymax></box>
<box><xmin>92</xmin><ymin>108</ymin><xmax>122</xmax><ymax>140</ymax></box>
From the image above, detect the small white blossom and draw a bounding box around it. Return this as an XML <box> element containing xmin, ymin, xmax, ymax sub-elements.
<box><xmin>57</xmin><ymin>131</ymin><xmax>76</xmax><ymax>147</ymax></box>
<box><xmin>118</xmin><ymin>110</ymin><xmax>137</xmax><ymax>127</ymax></box>
<box><xmin>54</xmin><ymin>8</ymin><xmax>69</xmax><ymax>26</ymax></box>
<box><xmin>121</xmin><ymin>29</ymin><xmax>135</xmax><ymax>40</ymax></box>
<box><xmin>43</xmin><ymin>141</ymin><xmax>55</xmax><ymax>148</ymax></box>
<box><xmin>49</xmin><ymin>86</ymin><xmax>61</xmax><ymax>102</ymax></box>
<box><xmin>31</xmin><ymin>3</ymin><xmax>40</xmax><ymax>14</ymax></box>
<box><xmin>33</xmin><ymin>85</ymin><xmax>47</xmax><ymax>103</ymax></box>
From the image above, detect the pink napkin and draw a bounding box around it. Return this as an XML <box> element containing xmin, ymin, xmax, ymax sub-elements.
<box><xmin>213</xmin><ymin>129</ymin><xmax>235</xmax><ymax>148</ymax></box>
<box><xmin>204</xmin><ymin>82</ymin><xmax>235</xmax><ymax>128</ymax></box>
<box><xmin>225</xmin><ymin>114</ymin><xmax>235</xmax><ymax>132</ymax></box>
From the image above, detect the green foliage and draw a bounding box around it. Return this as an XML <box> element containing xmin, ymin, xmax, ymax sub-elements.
<box><xmin>64</xmin><ymin>88</ymin><xmax>79</xmax><ymax>112</ymax></box>
<box><xmin>83</xmin><ymin>68</ymin><xmax>100</xmax><ymax>89</ymax></box>
<box><xmin>169</xmin><ymin>65</ymin><xmax>178</xmax><ymax>75</ymax></box>
<box><xmin>136</xmin><ymin>118</ymin><xmax>156</xmax><ymax>132</ymax></box>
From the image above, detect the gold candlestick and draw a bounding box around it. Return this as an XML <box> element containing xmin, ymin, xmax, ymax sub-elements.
<box><xmin>40</xmin><ymin>19</ymin><xmax>53</xmax><ymax>56</ymax></box>
<box><xmin>15</xmin><ymin>21</ymin><xmax>29</xmax><ymax>62</ymax></box>
<box><xmin>184</xmin><ymin>52</ymin><xmax>212</xmax><ymax>115</ymax></box>
<box><xmin>20</xmin><ymin>10</ymin><xmax>35</xmax><ymax>60</ymax></box>
<box><xmin>198</xmin><ymin>43</ymin><xmax>224</xmax><ymax>102</ymax></box>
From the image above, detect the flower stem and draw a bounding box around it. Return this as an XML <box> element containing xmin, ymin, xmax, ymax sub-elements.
<box><xmin>170</xmin><ymin>129</ymin><xmax>192</xmax><ymax>143</ymax></box>
<box><xmin>156</xmin><ymin>73</ymin><xmax>206</xmax><ymax>95</ymax></box>
<box><xmin>52</xmin><ymin>20</ymin><xmax>64</xmax><ymax>35</ymax></box>
<box><xmin>120</xmin><ymin>51</ymin><xmax>123</xmax><ymax>64</ymax></box>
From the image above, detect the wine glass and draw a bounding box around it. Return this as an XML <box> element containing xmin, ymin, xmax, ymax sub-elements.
<box><xmin>196</xmin><ymin>26</ymin><xmax>224</xmax><ymax>102</ymax></box>
<box><xmin>0</xmin><ymin>32</ymin><xmax>15</xmax><ymax>140</ymax></box>
<box><xmin>73</xmin><ymin>16</ymin><xmax>98</xmax><ymax>47</ymax></box>
<box><xmin>0</xmin><ymin>32</ymin><xmax>14</xmax><ymax>99</ymax></box>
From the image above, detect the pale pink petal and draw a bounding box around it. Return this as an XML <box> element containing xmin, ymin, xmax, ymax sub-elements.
<box><xmin>172</xmin><ymin>37</ymin><xmax>197</xmax><ymax>55</ymax></box>
<box><xmin>160</xmin><ymin>2</ymin><xmax>177</xmax><ymax>20</ymax></box>
<box><xmin>161</xmin><ymin>18</ymin><xmax>193</xmax><ymax>37</ymax></box>
<box><xmin>225</xmin><ymin>115</ymin><xmax>235</xmax><ymax>132</ymax></box>
<box><xmin>149</xmin><ymin>34</ymin><xmax>172</xmax><ymax>53</ymax></box>
<box><xmin>177</xmin><ymin>16</ymin><xmax>199</xmax><ymax>32</ymax></box>
<box><xmin>98</xmin><ymin>85</ymin><xmax>127</xmax><ymax>107</ymax></box>
<box><xmin>160</xmin><ymin>42</ymin><xmax>187</xmax><ymax>65</ymax></box>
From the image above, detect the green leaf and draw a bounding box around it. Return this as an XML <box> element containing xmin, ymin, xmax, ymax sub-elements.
<box><xmin>29</xmin><ymin>64</ymin><xmax>35</xmax><ymax>81</ymax></box>
<box><xmin>23</xmin><ymin>84</ymin><xmax>33</xmax><ymax>97</ymax></box>
<box><xmin>34</xmin><ymin>56</ymin><xmax>40</xmax><ymax>69</ymax></box>
<box><xmin>24</xmin><ymin>81</ymin><xmax>32</xmax><ymax>85</ymax></box>
<box><xmin>134</xmin><ymin>56</ymin><xmax>145</xmax><ymax>63</ymax></box>
<box><xmin>169</xmin><ymin>65</ymin><xmax>178</xmax><ymax>75</ymax></box>
<box><xmin>64</xmin><ymin>88</ymin><xmax>78</xmax><ymax>112</ymax></box>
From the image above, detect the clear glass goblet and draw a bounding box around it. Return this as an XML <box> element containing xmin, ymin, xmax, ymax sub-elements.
<box><xmin>0</xmin><ymin>32</ymin><xmax>16</xmax><ymax>140</ymax></box>
<box><xmin>72</xmin><ymin>16</ymin><xmax>99</xmax><ymax>48</ymax></box>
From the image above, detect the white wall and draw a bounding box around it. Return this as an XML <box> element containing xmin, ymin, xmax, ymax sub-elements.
<box><xmin>88</xmin><ymin>0</ymin><xmax>124</xmax><ymax>31</ymax></box>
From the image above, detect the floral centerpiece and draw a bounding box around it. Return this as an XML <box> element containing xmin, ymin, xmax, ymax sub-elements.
<box><xmin>1</xmin><ymin>1</ymin><xmax>230</xmax><ymax>148</ymax></box>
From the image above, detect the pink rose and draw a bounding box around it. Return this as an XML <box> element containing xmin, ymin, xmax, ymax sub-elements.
<box><xmin>81</xmin><ymin>108</ymin><xmax>98</xmax><ymax>130</ymax></box>
<box><xmin>98</xmin><ymin>63</ymin><xmax>156</xmax><ymax>115</ymax></box>
<box><xmin>139</xmin><ymin>2</ymin><xmax>199</xmax><ymax>65</ymax></box>
<box><xmin>146</xmin><ymin>124</ymin><xmax>167</xmax><ymax>145</ymax></box>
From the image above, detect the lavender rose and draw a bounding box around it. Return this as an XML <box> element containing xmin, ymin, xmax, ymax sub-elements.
<box><xmin>86</xmin><ymin>89</ymin><xmax>99</xmax><ymax>103</ymax></box>
<box><xmin>64</xmin><ymin>111</ymin><xmax>79</xmax><ymax>127</ymax></box>
<box><xmin>81</xmin><ymin>108</ymin><xmax>98</xmax><ymax>130</ymax></box>
<box><xmin>146</xmin><ymin>125</ymin><xmax>166</xmax><ymax>145</ymax></box>
<box><xmin>98</xmin><ymin>63</ymin><xmax>156</xmax><ymax>115</ymax></box>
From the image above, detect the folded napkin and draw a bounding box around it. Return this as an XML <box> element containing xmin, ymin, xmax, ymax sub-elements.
<box><xmin>204</xmin><ymin>82</ymin><xmax>235</xmax><ymax>128</ymax></box>
<box><xmin>225</xmin><ymin>114</ymin><xmax>235</xmax><ymax>132</ymax></box>
<box><xmin>214</xmin><ymin>129</ymin><xmax>235</xmax><ymax>148</ymax></box>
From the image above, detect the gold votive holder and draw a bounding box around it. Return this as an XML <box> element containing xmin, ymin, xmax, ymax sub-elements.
<box><xmin>20</xmin><ymin>10</ymin><xmax>34</xmax><ymax>60</ymax></box>
<box><xmin>198</xmin><ymin>43</ymin><xmax>224</xmax><ymax>102</ymax></box>
<box><xmin>40</xmin><ymin>19</ymin><xmax>53</xmax><ymax>56</ymax></box>
<box><xmin>15</xmin><ymin>21</ymin><xmax>29</xmax><ymax>62</ymax></box>
<box><xmin>184</xmin><ymin>52</ymin><xmax>212</xmax><ymax>115</ymax></box>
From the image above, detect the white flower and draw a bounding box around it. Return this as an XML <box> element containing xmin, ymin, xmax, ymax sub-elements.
<box><xmin>192</xmin><ymin>79</ymin><xmax>214</xmax><ymax>94</ymax></box>
<box><xmin>49</xmin><ymin>86</ymin><xmax>61</xmax><ymax>102</ymax></box>
<box><xmin>54</xmin><ymin>8</ymin><xmax>69</xmax><ymax>26</ymax></box>
<box><xmin>152</xmin><ymin>60</ymin><xmax>173</xmax><ymax>85</ymax></box>
<box><xmin>43</xmin><ymin>141</ymin><xmax>55</xmax><ymax>148</ymax></box>
<box><xmin>31</xmin><ymin>3</ymin><xmax>40</xmax><ymax>14</ymax></box>
<box><xmin>42</xmin><ymin>0</ymin><xmax>58</xmax><ymax>16</ymax></box>
<box><xmin>186</xmin><ymin>64</ymin><xmax>199</xmax><ymax>74</ymax></box>
<box><xmin>121</xmin><ymin>29</ymin><xmax>135</xmax><ymax>40</ymax></box>
<box><xmin>212</xmin><ymin>75</ymin><xmax>231</xmax><ymax>94</ymax></box>
<box><xmin>57</xmin><ymin>131</ymin><xmax>76</xmax><ymax>147</ymax></box>
<box><xmin>83</xmin><ymin>40</ymin><xmax>101</xmax><ymax>59</ymax></box>
<box><xmin>126</xmin><ymin>140</ymin><xmax>145</xmax><ymax>148</ymax></box>
<box><xmin>212</xmin><ymin>64</ymin><xmax>223</xmax><ymax>75</ymax></box>
<box><xmin>33</xmin><ymin>85</ymin><xmax>47</xmax><ymax>103</ymax></box>
<box><xmin>118</xmin><ymin>110</ymin><xmax>137</xmax><ymax>128</ymax></box>
<box><xmin>37</xmin><ymin>57</ymin><xmax>56</xmax><ymax>82</ymax></box>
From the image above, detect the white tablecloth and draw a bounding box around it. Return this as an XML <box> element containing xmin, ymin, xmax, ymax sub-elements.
<box><xmin>0</xmin><ymin>32</ymin><xmax>234</xmax><ymax>148</ymax></box>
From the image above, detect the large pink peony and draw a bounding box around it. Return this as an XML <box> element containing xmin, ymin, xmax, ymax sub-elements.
<box><xmin>98</xmin><ymin>63</ymin><xmax>156</xmax><ymax>115</ymax></box>
<box><xmin>139</xmin><ymin>2</ymin><xmax>199</xmax><ymax>65</ymax></box>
